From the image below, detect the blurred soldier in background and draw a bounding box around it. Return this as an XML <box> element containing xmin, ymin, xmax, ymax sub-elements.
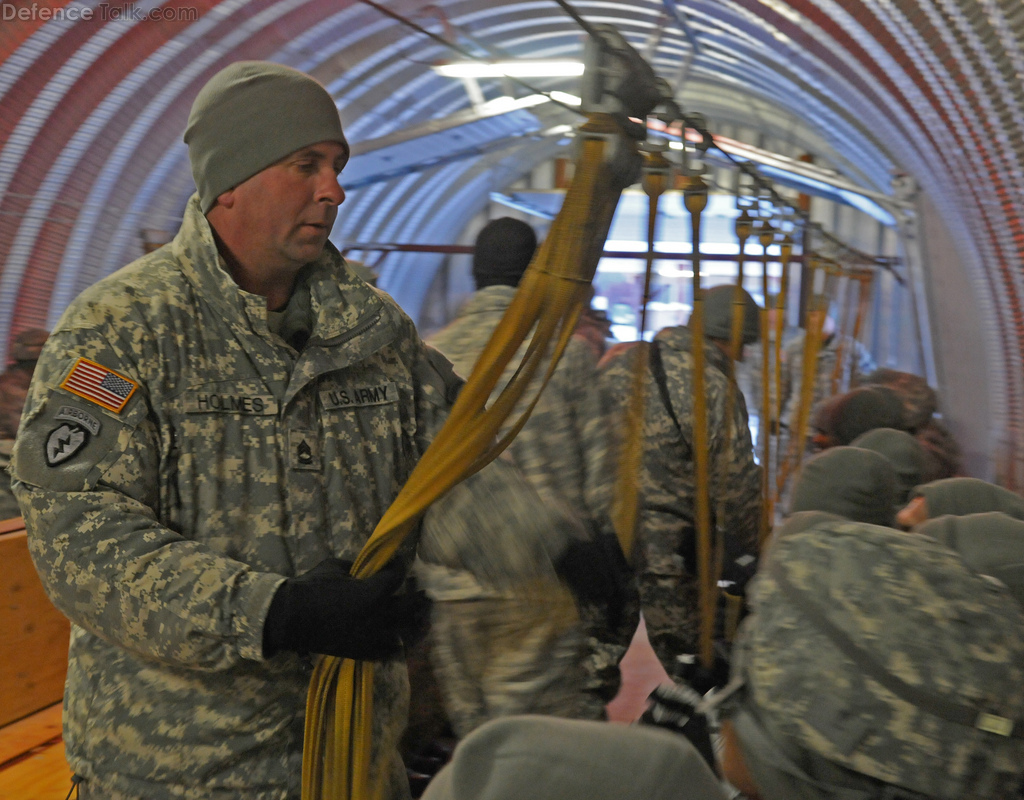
<box><xmin>599</xmin><ymin>285</ymin><xmax>762</xmax><ymax>685</ymax></box>
<box><xmin>427</xmin><ymin>217</ymin><xmax>636</xmax><ymax>722</ymax></box>
<box><xmin>777</xmin><ymin>312</ymin><xmax>875</xmax><ymax>472</ymax></box>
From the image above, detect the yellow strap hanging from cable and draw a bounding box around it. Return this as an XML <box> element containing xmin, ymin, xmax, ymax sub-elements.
<box><xmin>850</xmin><ymin>270</ymin><xmax>874</xmax><ymax>359</ymax></box>
<box><xmin>757</xmin><ymin>220</ymin><xmax>774</xmax><ymax>547</ymax></box>
<box><xmin>770</xmin><ymin>233</ymin><xmax>793</xmax><ymax>506</ymax></box>
<box><xmin>301</xmin><ymin>115</ymin><xmax>633</xmax><ymax>800</ymax></box>
<box><xmin>716</xmin><ymin>207</ymin><xmax>752</xmax><ymax>635</ymax></box>
<box><xmin>610</xmin><ymin>147</ymin><xmax>672</xmax><ymax>561</ymax></box>
<box><xmin>682</xmin><ymin>172</ymin><xmax>716</xmax><ymax>670</ymax></box>
<box><xmin>776</xmin><ymin>256</ymin><xmax>828</xmax><ymax>498</ymax></box>
<box><xmin>719</xmin><ymin>208</ymin><xmax>752</xmax><ymax>531</ymax></box>
<box><xmin>727</xmin><ymin>209</ymin><xmax>754</xmax><ymax>366</ymax></box>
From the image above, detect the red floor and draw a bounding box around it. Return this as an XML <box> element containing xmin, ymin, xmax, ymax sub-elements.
<box><xmin>606</xmin><ymin>618</ymin><xmax>673</xmax><ymax>724</ymax></box>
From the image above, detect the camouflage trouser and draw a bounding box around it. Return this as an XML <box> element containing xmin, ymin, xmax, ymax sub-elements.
<box><xmin>75</xmin><ymin>757</ymin><xmax>411</xmax><ymax>800</ymax></box>
<box><xmin>76</xmin><ymin>780</ymin><xmax>290</xmax><ymax>800</ymax></box>
<box><xmin>577</xmin><ymin>583</ymin><xmax>642</xmax><ymax>705</ymax></box>
<box><xmin>637</xmin><ymin>567</ymin><xmax>702</xmax><ymax>682</ymax></box>
<box><xmin>428</xmin><ymin>587</ymin><xmax>604</xmax><ymax>738</ymax></box>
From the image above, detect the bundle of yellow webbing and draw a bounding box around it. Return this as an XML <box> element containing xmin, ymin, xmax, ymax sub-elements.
<box><xmin>301</xmin><ymin>24</ymin><xmax>672</xmax><ymax>798</ymax></box>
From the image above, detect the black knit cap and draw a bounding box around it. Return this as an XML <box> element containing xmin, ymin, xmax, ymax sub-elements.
<box><xmin>472</xmin><ymin>217</ymin><xmax>538</xmax><ymax>289</ymax></box>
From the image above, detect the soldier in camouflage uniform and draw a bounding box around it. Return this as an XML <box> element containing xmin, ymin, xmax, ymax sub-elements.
<box><xmin>11</xmin><ymin>62</ymin><xmax>459</xmax><ymax>800</ymax></box>
<box><xmin>736</xmin><ymin>297</ymin><xmax>799</xmax><ymax>447</ymax></box>
<box><xmin>598</xmin><ymin>285</ymin><xmax>762</xmax><ymax>681</ymax></box>
<box><xmin>428</xmin><ymin>217</ymin><xmax>636</xmax><ymax>719</ymax></box>
<box><xmin>719</xmin><ymin>514</ymin><xmax>1024</xmax><ymax>800</ymax></box>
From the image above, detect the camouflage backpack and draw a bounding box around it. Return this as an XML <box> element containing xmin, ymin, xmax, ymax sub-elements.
<box><xmin>735</xmin><ymin>518</ymin><xmax>1024</xmax><ymax>800</ymax></box>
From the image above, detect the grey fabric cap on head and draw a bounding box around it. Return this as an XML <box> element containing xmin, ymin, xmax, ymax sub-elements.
<box><xmin>918</xmin><ymin>512</ymin><xmax>1024</xmax><ymax>608</ymax></box>
<box><xmin>730</xmin><ymin>517</ymin><xmax>1024</xmax><ymax>800</ymax></box>
<box><xmin>184</xmin><ymin>61</ymin><xmax>348</xmax><ymax>212</ymax></box>
<box><xmin>788</xmin><ymin>446</ymin><xmax>897</xmax><ymax>527</ymax></box>
<box><xmin>421</xmin><ymin>714</ymin><xmax>727</xmax><ymax>800</ymax></box>
<box><xmin>701</xmin><ymin>284</ymin><xmax>761</xmax><ymax>344</ymax></box>
<box><xmin>850</xmin><ymin>427</ymin><xmax>926</xmax><ymax>506</ymax></box>
<box><xmin>911</xmin><ymin>476</ymin><xmax>1024</xmax><ymax>521</ymax></box>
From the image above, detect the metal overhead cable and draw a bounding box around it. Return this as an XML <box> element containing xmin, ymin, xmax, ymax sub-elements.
<box><xmin>358</xmin><ymin>0</ymin><xmax>585</xmax><ymax>116</ymax></box>
<box><xmin>549</xmin><ymin>0</ymin><xmax>605</xmax><ymax>38</ymax></box>
<box><xmin>362</xmin><ymin>0</ymin><xmax>896</xmax><ymax>283</ymax></box>
<box><xmin>661</xmin><ymin>0</ymin><xmax>701</xmax><ymax>52</ymax></box>
<box><xmin>699</xmin><ymin>127</ymin><xmax>903</xmax><ymax>282</ymax></box>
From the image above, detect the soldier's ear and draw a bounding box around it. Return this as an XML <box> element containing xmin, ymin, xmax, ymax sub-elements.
<box><xmin>214</xmin><ymin>188</ymin><xmax>237</xmax><ymax>209</ymax></box>
<box><xmin>896</xmin><ymin>495</ymin><xmax>928</xmax><ymax>530</ymax></box>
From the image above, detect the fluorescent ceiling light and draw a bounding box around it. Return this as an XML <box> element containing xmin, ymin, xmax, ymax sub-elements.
<box><xmin>432</xmin><ymin>60</ymin><xmax>585</xmax><ymax>78</ymax></box>
<box><xmin>548</xmin><ymin>91</ymin><xmax>582</xmax><ymax>106</ymax></box>
<box><xmin>493</xmin><ymin>92</ymin><xmax>581</xmax><ymax>108</ymax></box>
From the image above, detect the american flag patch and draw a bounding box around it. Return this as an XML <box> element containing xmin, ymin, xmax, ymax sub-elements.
<box><xmin>60</xmin><ymin>357</ymin><xmax>138</xmax><ymax>413</ymax></box>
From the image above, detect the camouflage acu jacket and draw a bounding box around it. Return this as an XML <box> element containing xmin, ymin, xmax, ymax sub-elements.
<box><xmin>599</xmin><ymin>326</ymin><xmax>761</xmax><ymax>672</ymax></box>
<box><xmin>427</xmin><ymin>286</ymin><xmax>616</xmax><ymax>545</ymax></box>
<box><xmin>427</xmin><ymin>286</ymin><xmax>637</xmax><ymax>698</ymax></box>
<box><xmin>11</xmin><ymin>195</ymin><xmax>458</xmax><ymax>800</ymax></box>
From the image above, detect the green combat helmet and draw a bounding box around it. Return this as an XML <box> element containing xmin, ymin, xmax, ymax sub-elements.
<box><xmin>726</xmin><ymin>518</ymin><xmax>1024</xmax><ymax>800</ymax></box>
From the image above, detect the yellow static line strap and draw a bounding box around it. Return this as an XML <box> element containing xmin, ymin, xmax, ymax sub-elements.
<box><xmin>758</xmin><ymin>236</ymin><xmax>772</xmax><ymax>547</ymax></box>
<box><xmin>775</xmin><ymin>259</ymin><xmax>830</xmax><ymax>502</ymax></box>
<box><xmin>771</xmin><ymin>237</ymin><xmax>792</xmax><ymax>488</ymax></box>
<box><xmin>684</xmin><ymin>175</ymin><xmax>716</xmax><ymax>670</ymax></box>
<box><xmin>302</xmin><ymin>121</ymin><xmax>631</xmax><ymax>800</ymax></box>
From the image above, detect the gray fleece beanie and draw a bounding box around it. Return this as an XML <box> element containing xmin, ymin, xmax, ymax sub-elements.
<box><xmin>421</xmin><ymin>715</ymin><xmax>725</xmax><ymax>800</ymax></box>
<box><xmin>788</xmin><ymin>446</ymin><xmax>897</xmax><ymax>527</ymax></box>
<box><xmin>912</xmin><ymin>477</ymin><xmax>1024</xmax><ymax>521</ymax></box>
<box><xmin>185</xmin><ymin>61</ymin><xmax>348</xmax><ymax>212</ymax></box>
<box><xmin>850</xmin><ymin>427</ymin><xmax>926</xmax><ymax>506</ymax></box>
<box><xmin>702</xmin><ymin>284</ymin><xmax>760</xmax><ymax>344</ymax></box>
<box><xmin>918</xmin><ymin>512</ymin><xmax>1024</xmax><ymax>608</ymax></box>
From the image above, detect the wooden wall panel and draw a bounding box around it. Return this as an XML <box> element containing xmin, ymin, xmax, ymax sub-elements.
<box><xmin>0</xmin><ymin>529</ymin><xmax>69</xmax><ymax>728</ymax></box>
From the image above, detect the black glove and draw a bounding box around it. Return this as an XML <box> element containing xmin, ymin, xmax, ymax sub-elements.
<box><xmin>263</xmin><ymin>557</ymin><xmax>414</xmax><ymax>660</ymax></box>
<box><xmin>639</xmin><ymin>684</ymin><xmax>717</xmax><ymax>771</ymax></box>
<box><xmin>554</xmin><ymin>534</ymin><xmax>629</xmax><ymax>622</ymax></box>
<box><xmin>675</xmin><ymin>650</ymin><xmax>731</xmax><ymax>696</ymax></box>
<box><xmin>372</xmin><ymin>585</ymin><xmax>433</xmax><ymax>650</ymax></box>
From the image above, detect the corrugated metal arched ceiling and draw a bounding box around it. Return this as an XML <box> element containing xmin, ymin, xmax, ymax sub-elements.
<box><xmin>1</xmin><ymin>0</ymin><xmax>1022</xmax><ymax>461</ymax></box>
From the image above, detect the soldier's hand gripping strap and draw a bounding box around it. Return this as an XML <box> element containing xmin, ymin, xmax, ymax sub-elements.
<box><xmin>263</xmin><ymin>557</ymin><xmax>412</xmax><ymax>661</ymax></box>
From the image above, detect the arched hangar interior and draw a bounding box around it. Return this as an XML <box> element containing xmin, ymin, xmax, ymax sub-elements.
<box><xmin>1</xmin><ymin>0</ymin><xmax>1021</xmax><ymax>482</ymax></box>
